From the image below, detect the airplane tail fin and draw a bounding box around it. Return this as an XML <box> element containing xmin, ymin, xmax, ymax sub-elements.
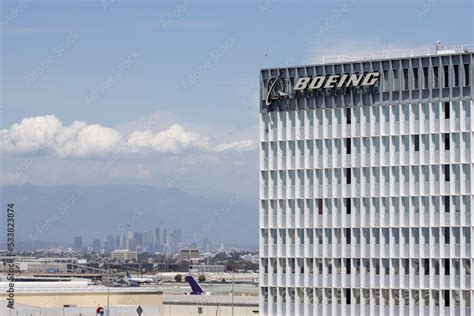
<box><xmin>126</xmin><ymin>271</ymin><xmax>131</xmax><ymax>278</ymax></box>
<box><xmin>185</xmin><ymin>276</ymin><xmax>204</xmax><ymax>295</ymax></box>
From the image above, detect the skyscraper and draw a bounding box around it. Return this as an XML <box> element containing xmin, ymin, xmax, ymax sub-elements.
<box><xmin>92</xmin><ymin>239</ymin><xmax>101</xmax><ymax>253</ymax></box>
<box><xmin>73</xmin><ymin>236</ymin><xmax>83</xmax><ymax>251</ymax></box>
<box><xmin>259</xmin><ymin>45</ymin><xmax>473</xmax><ymax>315</ymax></box>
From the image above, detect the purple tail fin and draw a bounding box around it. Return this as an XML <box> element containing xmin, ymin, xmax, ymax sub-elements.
<box><xmin>185</xmin><ymin>276</ymin><xmax>204</xmax><ymax>295</ymax></box>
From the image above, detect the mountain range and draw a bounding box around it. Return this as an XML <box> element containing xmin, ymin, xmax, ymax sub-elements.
<box><xmin>0</xmin><ymin>184</ymin><xmax>258</xmax><ymax>248</ymax></box>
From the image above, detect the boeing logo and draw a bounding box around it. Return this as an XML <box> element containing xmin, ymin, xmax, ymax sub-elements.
<box><xmin>265</xmin><ymin>76</ymin><xmax>289</xmax><ymax>106</ymax></box>
<box><xmin>265</xmin><ymin>71</ymin><xmax>380</xmax><ymax>105</ymax></box>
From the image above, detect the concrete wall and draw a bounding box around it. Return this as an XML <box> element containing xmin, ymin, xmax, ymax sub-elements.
<box><xmin>0</xmin><ymin>291</ymin><xmax>162</xmax><ymax>308</ymax></box>
<box><xmin>163</xmin><ymin>303</ymin><xmax>259</xmax><ymax>316</ymax></box>
<box><xmin>0</xmin><ymin>305</ymin><xmax>162</xmax><ymax>316</ymax></box>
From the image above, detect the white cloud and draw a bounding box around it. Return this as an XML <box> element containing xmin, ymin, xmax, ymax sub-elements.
<box><xmin>127</xmin><ymin>124</ymin><xmax>210</xmax><ymax>154</ymax></box>
<box><xmin>0</xmin><ymin>115</ymin><xmax>62</xmax><ymax>153</ymax></box>
<box><xmin>0</xmin><ymin>115</ymin><xmax>255</xmax><ymax>157</ymax></box>
<box><xmin>213</xmin><ymin>140</ymin><xmax>256</xmax><ymax>152</ymax></box>
<box><xmin>55</xmin><ymin>122</ymin><xmax>123</xmax><ymax>157</ymax></box>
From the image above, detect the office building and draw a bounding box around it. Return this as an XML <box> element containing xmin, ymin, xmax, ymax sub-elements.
<box><xmin>73</xmin><ymin>236</ymin><xmax>83</xmax><ymax>252</ymax></box>
<box><xmin>92</xmin><ymin>239</ymin><xmax>101</xmax><ymax>253</ymax></box>
<box><xmin>111</xmin><ymin>249</ymin><xmax>138</xmax><ymax>262</ymax></box>
<box><xmin>259</xmin><ymin>44</ymin><xmax>473</xmax><ymax>315</ymax></box>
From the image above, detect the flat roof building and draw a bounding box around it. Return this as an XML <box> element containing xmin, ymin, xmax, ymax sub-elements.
<box><xmin>259</xmin><ymin>44</ymin><xmax>473</xmax><ymax>315</ymax></box>
<box><xmin>111</xmin><ymin>249</ymin><xmax>137</xmax><ymax>262</ymax></box>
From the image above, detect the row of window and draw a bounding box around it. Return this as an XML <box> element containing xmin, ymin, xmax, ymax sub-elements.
<box><xmin>261</xmin><ymin>227</ymin><xmax>472</xmax><ymax>246</ymax></box>
<box><xmin>261</xmin><ymin>101</ymin><xmax>471</xmax><ymax>129</ymax></box>
<box><xmin>261</xmin><ymin>287</ymin><xmax>472</xmax><ymax>307</ymax></box>
<box><xmin>261</xmin><ymin>257</ymin><xmax>472</xmax><ymax>276</ymax></box>
<box><xmin>262</xmin><ymin>133</ymin><xmax>472</xmax><ymax>158</ymax></box>
<box><xmin>380</xmin><ymin>63</ymin><xmax>471</xmax><ymax>91</ymax></box>
<box><xmin>261</xmin><ymin>165</ymin><xmax>470</xmax><ymax>188</ymax></box>
<box><xmin>261</xmin><ymin>196</ymin><xmax>472</xmax><ymax>215</ymax></box>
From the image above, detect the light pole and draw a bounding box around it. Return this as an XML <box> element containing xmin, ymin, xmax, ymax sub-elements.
<box><xmin>98</xmin><ymin>257</ymin><xmax>111</xmax><ymax>316</ymax></box>
<box><xmin>107</xmin><ymin>261</ymin><xmax>110</xmax><ymax>316</ymax></box>
<box><xmin>231</xmin><ymin>267</ymin><xmax>234</xmax><ymax>316</ymax></box>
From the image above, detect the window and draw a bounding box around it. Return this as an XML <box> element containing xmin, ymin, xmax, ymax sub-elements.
<box><xmin>413</xmin><ymin>67</ymin><xmax>419</xmax><ymax>89</ymax></box>
<box><xmin>443</xmin><ymin>290</ymin><xmax>450</xmax><ymax>307</ymax></box>
<box><xmin>403</xmin><ymin>68</ymin><xmax>409</xmax><ymax>90</ymax></box>
<box><xmin>433</xmin><ymin>66</ymin><xmax>439</xmax><ymax>88</ymax></box>
<box><xmin>423</xmin><ymin>259</ymin><xmax>430</xmax><ymax>275</ymax></box>
<box><xmin>393</xmin><ymin>68</ymin><xmax>399</xmax><ymax>90</ymax></box>
<box><xmin>444</xmin><ymin>65</ymin><xmax>449</xmax><ymax>88</ymax></box>
<box><xmin>414</xmin><ymin>135</ymin><xmax>420</xmax><ymax>152</ymax></box>
<box><xmin>454</xmin><ymin>64</ymin><xmax>459</xmax><ymax>87</ymax></box>
<box><xmin>444</xmin><ymin>102</ymin><xmax>450</xmax><ymax>119</ymax></box>
<box><xmin>345</xmin><ymin>138</ymin><xmax>351</xmax><ymax>154</ymax></box>
<box><xmin>464</xmin><ymin>64</ymin><xmax>470</xmax><ymax>86</ymax></box>
<box><xmin>422</xmin><ymin>66</ymin><xmax>428</xmax><ymax>89</ymax></box>
<box><xmin>345</xmin><ymin>168</ymin><xmax>351</xmax><ymax>184</ymax></box>
<box><xmin>383</xmin><ymin>70</ymin><xmax>390</xmax><ymax>92</ymax></box>
<box><xmin>443</xmin><ymin>133</ymin><xmax>450</xmax><ymax>150</ymax></box>
<box><xmin>444</xmin><ymin>259</ymin><xmax>450</xmax><ymax>275</ymax></box>
<box><xmin>444</xmin><ymin>196</ymin><xmax>450</xmax><ymax>212</ymax></box>
<box><xmin>444</xmin><ymin>164</ymin><xmax>450</xmax><ymax>181</ymax></box>
<box><xmin>346</xmin><ymin>198</ymin><xmax>351</xmax><ymax>215</ymax></box>
<box><xmin>346</xmin><ymin>107</ymin><xmax>351</xmax><ymax>125</ymax></box>
<box><xmin>444</xmin><ymin>227</ymin><xmax>450</xmax><ymax>244</ymax></box>
<box><xmin>316</xmin><ymin>199</ymin><xmax>323</xmax><ymax>215</ymax></box>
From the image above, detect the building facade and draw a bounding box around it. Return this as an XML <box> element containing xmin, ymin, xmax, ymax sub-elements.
<box><xmin>111</xmin><ymin>249</ymin><xmax>138</xmax><ymax>262</ymax></box>
<box><xmin>259</xmin><ymin>46</ymin><xmax>473</xmax><ymax>315</ymax></box>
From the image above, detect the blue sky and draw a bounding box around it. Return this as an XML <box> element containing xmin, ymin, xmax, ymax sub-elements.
<box><xmin>1</xmin><ymin>0</ymin><xmax>473</xmax><ymax>197</ymax></box>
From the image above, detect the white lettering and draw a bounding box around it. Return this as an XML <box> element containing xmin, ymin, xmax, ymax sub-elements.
<box><xmin>324</xmin><ymin>75</ymin><xmax>340</xmax><ymax>88</ymax></box>
<box><xmin>294</xmin><ymin>77</ymin><xmax>311</xmax><ymax>91</ymax></box>
<box><xmin>362</xmin><ymin>72</ymin><xmax>380</xmax><ymax>86</ymax></box>
<box><xmin>344</xmin><ymin>73</ymin><xmax>365</xmax><ymax>87</ymax></box>
<box><xmin>308</xmin><ymin>76</ymin><xmax>325</xmax><ymax>90</ymax></box>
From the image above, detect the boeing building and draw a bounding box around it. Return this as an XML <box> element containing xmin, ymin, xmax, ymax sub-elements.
<box><xmin>259</xmin><ymin>43</ymin><xmax>473</xmax><ymax>315</ymax></box>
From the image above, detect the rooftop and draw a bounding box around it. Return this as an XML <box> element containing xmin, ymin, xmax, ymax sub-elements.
<box><xmin>320</xmin><ymin>42</ymin><xmax>473</xmax><ymax>64</ymax></box>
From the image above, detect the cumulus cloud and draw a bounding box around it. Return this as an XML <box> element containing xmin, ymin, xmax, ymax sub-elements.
<box><xmin>127</xmin><ymin>124</ymin><xmax>210</xmax><ymax>154</ymax></box>
<box><xmin>0</xmin><ymin>115</ymin><xmax>255</xmax><ymax>157</ymax></box>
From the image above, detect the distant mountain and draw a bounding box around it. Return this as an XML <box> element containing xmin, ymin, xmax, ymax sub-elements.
<box><xmin>0</xmin><ymin>184</ymin><xmax>258</xmax><ymax>246</ymax></box>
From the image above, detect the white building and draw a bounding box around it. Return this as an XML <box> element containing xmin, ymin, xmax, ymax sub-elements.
<box><xmin>111</xmin><ymin>249</ymin><xmax>137</xmax><ymax>262</ymax></box>
<box><xmin>259</xmin><ymin>45</ymin><xmax>473</xmax><ymax>315</ymax></box>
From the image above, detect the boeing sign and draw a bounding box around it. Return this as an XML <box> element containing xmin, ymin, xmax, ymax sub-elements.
<box><xmin>265</xmin><ymin>71</ymin><xmax>380</xmax><ymax>105</ymax></box>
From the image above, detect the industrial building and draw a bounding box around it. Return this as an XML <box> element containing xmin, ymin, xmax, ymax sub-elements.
<box><xmin>259</xmin><ymin>44</ymin><xmax>473</xmax><ymax>315</ymax></box>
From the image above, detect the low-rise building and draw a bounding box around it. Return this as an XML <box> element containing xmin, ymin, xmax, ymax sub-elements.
<box><xmin>111</xmin><ymin>249</ymin><xmax>137</xmax><ymax>262</ymax></box>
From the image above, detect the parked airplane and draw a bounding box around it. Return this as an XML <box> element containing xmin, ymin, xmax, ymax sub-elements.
<box><xmin>121</xmin><ymin>271</ymin><xmax>154</xmax><ymax>285</ymax></box>
<box><xmin>184</xmin><ymin>275</ymin><xmax>211</xmax><ymax>295</ymax></box>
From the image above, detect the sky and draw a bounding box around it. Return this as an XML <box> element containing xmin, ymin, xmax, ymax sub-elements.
<box><xmin>1</xmin><ymin>0</ymin><xmax>473</xmax><ymax>199</ymax></box>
